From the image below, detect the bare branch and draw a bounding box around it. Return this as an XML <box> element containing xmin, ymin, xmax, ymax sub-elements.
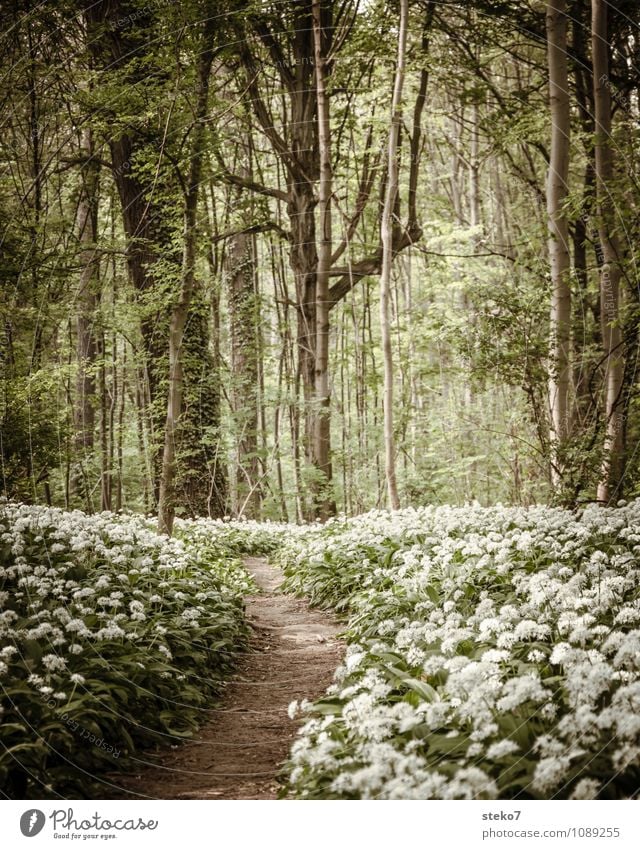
<box><xmin>211</xmin><ymin>221</ymin><xmax>291</xmax><ymax>244</ymax></box>
<box><xmin>213</xmin><ymin>149</ymin><xmax>289</xmax><ymax>202</ymax></box>
<box><xmin>328</xmin><ymin>224</ymin><xmax>421</xmax><ymax>307</ymax></box>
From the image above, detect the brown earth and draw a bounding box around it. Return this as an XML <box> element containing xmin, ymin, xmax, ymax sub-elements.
<box><xmin>103</xmin><ymin>557</ymin><xmax>343</xmax><ymax>799</ymax></box>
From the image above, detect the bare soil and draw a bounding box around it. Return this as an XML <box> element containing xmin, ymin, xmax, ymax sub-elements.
<box><xmin>105</xmin><ymin>557</ymin><xmax>343</xmax><ymax>799</ymax></box>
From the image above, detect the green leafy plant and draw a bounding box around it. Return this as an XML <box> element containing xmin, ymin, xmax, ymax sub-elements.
<box><xmin>278</xmin><ymin>503</ymin><xmax>640</xmax><ymax>800</ymax></box>
<box><xmin>0</xmin><ymin>501</ymin><xmax>255</xmax><ymax>798</ymax></box>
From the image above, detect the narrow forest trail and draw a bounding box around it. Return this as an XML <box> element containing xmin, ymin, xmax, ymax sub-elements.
<box><xmin>108</xmin><ymin>557</ymin><xmax>343</xmax><ymax>800</ymax></box>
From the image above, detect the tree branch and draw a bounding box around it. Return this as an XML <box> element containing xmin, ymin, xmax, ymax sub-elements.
<box><xmin>331</xmin><ymin>124</ymin><xmax>381</xmax><ymax>265</ymax></box>
<box><xmin>240</xmin><ymin>52</ymin><xmax>301</xmax><ymax>178</ymax></box>
<box><xmin>212</xmin><ymin>221</ymin><xmax>291</xmax><ymax>244</ymax></box>
<box><xmin>213</xmin><ymin>149</ymin><xmax>289</xmax><ymax>202</ymax></box>
<box><xmin>252</xmin><ymin>18</ymin><xmax>296</xmax><ymax>93</ymax></box>
<box><xmin>328</xmin><ymin>223</ymin><xmax>421</xmax><ymax>307</ymax></box>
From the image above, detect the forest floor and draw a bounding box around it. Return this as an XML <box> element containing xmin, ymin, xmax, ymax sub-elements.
<box><xmin>106</xmin><ymin>557</ymin><xmax>343</xmax><ymax>799</ymax></box>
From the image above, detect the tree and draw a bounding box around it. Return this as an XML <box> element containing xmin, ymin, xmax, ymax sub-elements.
<box><xmin>379</xmin><ymin>0</ymin><xmax>409</xmax><ymax>510</ymax></box>
<box><xmin>86</xmin><ymin>0</ymin><xmax>225</xmax><ymax>520</ymax></box>
<box><xmin>224</xmin><ymin>177</ymin><xmax>262</xmax><ymax>518</ymax></box>
<box><xmin>85</xmin><ymin>0</ymin><xmax>178</xmax><ymax>429</ymax></box>
<box><xmin>592</xmin><ymin>0</ymin><xmax>624</xmax><ymax>504</ymax></box>
<box><xmin>72</xmin><ymin>126</ymin><xmax>101</xmax><ymax>510</ymax></box>
<box><xmin>311</xmin><ymin>0</ymin><xmax>336</xmax><ymax>519</ymax></box>
<box><xmin>545</xmin><ymin>0</ymin><xmax>571</xmax><ymax>490</ymax></box>
<box><xmin>158</xmin><ymin>10</ymin><xmax>218</xmax><ymax>534</ymax></box>
<box><xmin>220</xmin><ymin>0</ymin><xmax>426</xmax><ymax>517</ymax></box>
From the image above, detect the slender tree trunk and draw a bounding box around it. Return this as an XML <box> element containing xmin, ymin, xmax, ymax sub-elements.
<box><xmin>72</xmin><ymin>126</ymin><xmax>100</xmax><ymax>510</ymax></box>
<box><xmin>135</xmin><ymin>366</ymin><xmax>152</xmax><ymax>512</ymax></box>
<box><xmin>546</xmin><ymin>0</ymin><xmax>572</xmax><ymax>489</ymax></box>
<box><xmin>465</xmin><ymin>101</ymin><xmax>482</xmax><ymax>494</ymax></box>
<box><xmin>311</xmin><ymin>0</ymin><xmax>336</xmax><ymax>519</ymax></box>
<box><xmin>255</xmin><ymin>231</ymin><xmax>268</xmax><ymax>496</ymax></box>
<box><xmin>288</xmin><ymin>179</ymin><xmax>318</xmax><ymax>514</ymax></box>
<box><xmin>572</xmin><ymin>162</ymin><xmax>596</xmax><ymax>432</ymax></box>
<box><xmin>571</xmin><ymin>12</ymin><xmax>596</xmax><ymax>438</ymax></box>
<box><xmin>158</xmin><ymin>16</ymin><xmax>216</xmax><ymax>535</ymax></box>
<box><xmin>98</xmin><ymin>331</ymin><xmax>111</xmax><ymax>511</ymax></box>
<box><xmin>592</xmin><ymin>0</ymin><xmax>624</xmax><ymax>503</ymax></box>
<box><xmin>274</xmin><ymin>344</ymin><xmax>289</xmax><ymax>522</ymax></box>
<box><xmin>109</xmin><ymin>331</ymin><xmax>117</xmax><ymax>505</ymax></box>
<box><xmin>468</xmin><ymin>107</ymin><xmax>481</xmax><ymax>231</ymax></box>
<box><xmin>116</xmin><ymin>348</ymin><xmax>126</xmax><ymax>511</ymax></box>
<box><xmin>379</xmin><ymin>0</ymin><xmax>409</xmax><ymax>510</ymax></box>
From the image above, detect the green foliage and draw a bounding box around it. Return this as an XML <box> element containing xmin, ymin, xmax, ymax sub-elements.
<box><xmin>173</xmin><ymin>515</ymin><xmax>295</xmax><ymax>557</ymax></box>
<box><xmin>0</xmin><ymin>376</ymin><xmax>65</xmax><ymax>502</ymax></box>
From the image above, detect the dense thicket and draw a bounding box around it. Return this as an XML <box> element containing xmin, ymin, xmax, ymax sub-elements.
<box><xmin>1</xmin><ymin>0</ymin><xmax>639</xmax><ymax>524</ymax></box>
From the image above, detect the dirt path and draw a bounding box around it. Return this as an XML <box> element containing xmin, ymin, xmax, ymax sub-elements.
<box><xmin>108</xmin><ymin>557</ymin><xmax>342</xmax><ymax>799</ymax></box>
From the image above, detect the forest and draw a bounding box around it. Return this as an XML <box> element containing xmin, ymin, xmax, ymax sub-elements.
<box><xmin>1</xmin><ymin>0</ymin><xmax>640</xmax><ymax>804</ymax></box>
<box><xmin>2</xmin><ymin>0</ymin><xmax>638</xmax><ymax>525</ymax></box>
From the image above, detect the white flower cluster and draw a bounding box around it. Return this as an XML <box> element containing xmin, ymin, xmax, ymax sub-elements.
<box><xmin>0</xmin><ymin>501</ymin><xmax>220</xmax><ymax>657</ymax></box>
<box><xmin>0</xmin><ymin>499</ymin><xmax>251</xmax><ymax>795</ymax></box>
<box><xmin>279</xmin><ymin>501</ymin><xmax>640</xmax><ymax>799</ymax></box>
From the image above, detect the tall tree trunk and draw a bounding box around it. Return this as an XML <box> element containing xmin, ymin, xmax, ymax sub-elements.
<box><xmin>311</xmin><ymin>0</ymin><xmax>336</xmax><ymax>519</ymax></box>
<box><xmin>158</xmin><ymin>15</ymin><xmax>216</xmax><ymax>535</ymax></box>
<box><xmin>225</xmin><ymin>178</ymin><xmax>261</xmax><ymax>518</ymax></box>
<box><xmin>116</xmin><ymin>347</ymin><xmax>125</xmax><ymax>511</ymax></box>
<box><xmin>592</xmin><ymin>0</ymin><xmax>624</xmax><ymax>503</ymax></box>
<box><xmin>571</xmin><ymin>9</ymin><xmax>598</xmax><ymax>441</ymax></box>
<box><xmin>379</xmin><ymin>0</ymin><xmax>409</xmax><ymax>510</ymax></box>
<box><xmin>546</xmin><ymin>0</ymin><xmax>572</xmax><ymax>489</ymax></box>
<box><xmin>72</xmin><ymin>126</ymin><xmax>100</xmax><ymax>510</ymax></box>
<box><xmin>97</xmin><ymin>330</ymin><xmax>111</xmax><ymax>511</ymax></box>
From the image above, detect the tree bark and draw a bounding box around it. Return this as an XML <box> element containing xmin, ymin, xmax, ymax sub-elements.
<box><xmin>380</xmin><ymin>0</ymin><xmax>409</xmax><ymax>511</ymax></box>
<box><xmin>158</xmin><ymin>15</ymin><xmax>216</xmax><ymax>535</ymax></box>
<box><xmin>546</xmin><ymin>0</ymin><xmax>572</xmax><ymax>488</ymax></box>
<box><xmin>97</xmin><ymin>330</ymin><xmax>111</xmax><ymax>511</ymax></box>
<box><xmin>72</xmin><ymin>126</ymin><xmax>100</xmax><ymax>510</ymax></box>
<box><xmin>592</xmin><ymin>0</ymin><xmax>624</xmax><ymax>503</ymax></box>
<box><xmin>225</xmin><ymin>174</ymin><xmax>261</xmax><ymax>518</ymax></box>
<box><xmin>311</xmin><ymin>0</ymin><xmax>336</xmax><ymax>520</ymax></box>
